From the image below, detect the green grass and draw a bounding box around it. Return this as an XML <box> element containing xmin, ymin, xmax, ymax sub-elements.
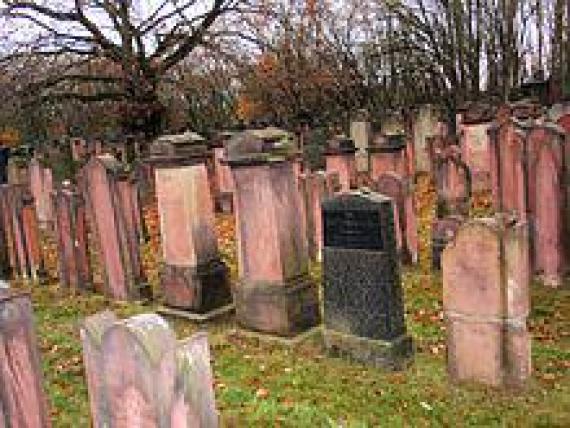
<box><xmin>16</xmin><ymin>267</ymin><xmax>570</xmax><ymax>427</ymax></box>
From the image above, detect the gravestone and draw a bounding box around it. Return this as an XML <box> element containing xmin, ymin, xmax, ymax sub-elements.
<box><xmin>210</xmin><ymin>132</ymin><xmax>235</xmax><ymax>213</ymax></box>
<box><xmin>0</xmin><ymin>185</ymin><xmax>43</xmax><ymax>281</ymax></box>
<box><xmin>350</xmin><ymin>109</ymin><xmax>372</xmax><ymax>172</ymax></box>
<box><xmin>228</xmin><ymin>132</ymin><xmax>320</xmax><ymax>337</ymax></box>
<box><xmin>0</xmin><ymin>291</ymin><xmax>51</xmax><ymax>427</ymax></box>
<box><xmin>299</xmin><ymin>171</ymin><xmax>339</xmax><ymax>262</ymax></box>
<box><xmin>412</xmin><ymin>104</ymin><xmax>440</xmax><ymax>172</ymax></box>
<box><xmin>70</xmin><ymin>137</ymin><xmax>88</xmax><ymax>162</ymax></box>
<box><xmin>28</xmin><ymin>158</ymin><xmax>54</xmax><ymax>228</ymax></box>
<box><xmin>81</xmin><ymin>311</ymin><xmax>218</xmax><ymax>427</ymax></box>
<box><xmin>53</xmin><ymin>182</ymin><xmax>91</xmax><ymax>292</ymax></box>
<box><xmin>322</xmin><ymin>191</ymin><xmax>414</xmax><ymax>370</ymax></box>
<box><xmin>373</xmin><ymin>173</ymin><xmax>419</xmax><ymax>264</ymax></box>
<box><xmin>459</xmin><ymin>104</ymin><xmax>494</xmax><ymax>192</ymax></box>
<box><xmin>155</xmin><ymin>160</ymin><xmax>231</xmax><ymax>314</ymax></box>
<box><xmin>0</xmin><ymin>185</ymin><xmax>17</xmax><ymax>278</ymax></box>
<box><xmin>443</xmin><ymin>216</ymin><xmax>531</xmax><ymax>387</ymax></box>
<box><xmin>324</xmin><ymin>135</ymin><xmax>357</xmax><ymax>192</ymax></box>
<box><xmin>368</xmin><ymin>134</ymin><xmax>409</xmax><ymax>182</ymax></box>
<box><xmin>524</xmin><ymin>124</ymin><xmax>568</xmax><ymax>287</ymax></box>
<box><xmin>82</xmin><ymin>155</ymin><xmax>149</xmax><ymax>300</ymax></box>
<box><xmin>434</xmin><ymin>146</ymin><xmax>472</xmax><ymax>217</ymax></box>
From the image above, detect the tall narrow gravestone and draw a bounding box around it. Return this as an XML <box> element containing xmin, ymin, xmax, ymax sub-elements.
<box><xmin>83</xmin><ymin>155</ymin><xmax>148</xmax><ymax>300</ymax></box>
<box><xmin>53</xmin><ymin>182</ymin><xmax>91</xmax><ymax>292</ymax></box>
<box><xmin>443</xmin><ymin>216</ymin><xmax>531</xmax><ymax>387</ymax></box>
<box><xmin>322</xmin><ymin>191</ymin><xmax>414</xmax><ymax>370</ymax></box>
<box><xmin>0</xmin><ymin>290</ymin><xmax>51</xmax><ymax>427</ymax></box>
<box><xmin>29</xmin><ymin>158</ymin><xmax>54</xmax><ymax>229</ymax></box>
<box><xmin>80</xmin><ymin>311</ymin><xmax>219</xmax><ymax>427</ymax></box>
<box><xmin>228</xmin><ymin>132</ymin><xmax>320</xmax><ymax>337</ymax></box>
<box><xmin>155</xmin><ymin>160</ymin><xmax>231</xmax><ymax>314</ymax></box>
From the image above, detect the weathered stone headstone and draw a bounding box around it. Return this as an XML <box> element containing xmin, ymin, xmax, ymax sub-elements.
<box><xmin>228</xmin><ymin>132</ymin><xmax>320</xmax><ymax>337</ymax></box>
<box><xmin>443</xmin><ymin>216</ymin><xmax>531</xmax><ymax>387</ymax></box>
<box><xmin>368</xmin><ymin>134</ymin><xmax>409</xmax><ymax>182</ymax></box>
<box><xmin>0</xmin><ymin>290</ymin><xmax>51</xmax><ymax>427</ymax></box>
<box><xmin>350</xmin><ymin>109</ymin><xmax>372</xmax><ymax>172</ymax></box>
<box><xmin>488</xmin><ymin>116</ymin><xmax>528</xmax><ymax>218</ymax></box>
<box><xmin>434</xmin><ymin>146</ymin><xmax>472</xmax><ymax>217</ymax></box>
<box><xmin>324</xmin><ymin>135</ymin><xmax>357</xmax><ymax>192</ymax></box>
<box><xmin>210</xmin><ymin>133</ymin><xmax>235</xmax><ymax>213</ymax></box>
<box><xmin>155</xmin><ymin>160</ymin><xmax>231</xmax><ymax>314</ymax></box>
<box><xmin>21</xmin><ymin>192</ymin><xmax>43</xmax><ymax>281</ymax></box>
<box><xmin>81</xmin><ymin>311</ymin><xmax>218</xmax><ymax>427</ymax></box>
<box><xmin>82</xmin><ymin>155</ymin><xmax>148</xmax><ymax>300</ymax></box>
<box><xmin>53</xmin><ymin>182</ymin><xmax>91</xmax><ymax>292</ymax></box>
<box><xmin>322</xmin><ymin>191</ymin><xmax>414</xmax><ymax>370</ymax></box>
<box><xmin>299</xmin><ymin>171</ymin><xmax>339</xmax><ymax>262</ymax></box>
<box><xmin>70</xmin><ymin>137</ymin><xmax>88</xmax><ymax>162</ymax></box>
<box><xmin>525</xmin><ymin>124</ymin><xmax>568</xmax><ymax>287</ymax></box>
<box><xmin>373</xmin><ymin>173</ymin><xmax>419</xmax><ymax>264</ymax></box>
<box><xmin>29</xmin><ymin>158</ymin><xmax>54</xmax><ymax>228</ymax></box>
<box><xmin>412</xmin><ymin>104</ymin><xmax>440</xmax><ymax>172</ymax></box>
<box><xmin>459</xmin><ymin>104</ymin><xmax>494</xmax><ymax>192</ymax></box>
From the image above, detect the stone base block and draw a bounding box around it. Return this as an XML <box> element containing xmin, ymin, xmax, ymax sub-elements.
<box><xmin>324</xmin><ymin>329</ymin><xmax>414</xmax><ymax>371</ymax></box>
<box><xmin>446</xmin><ymin>317</ymin><xmax>531</xmax><ymax>388</ymax></box>
<box><xmin>216</xmin><ymin>192</ymin><xmax>233</xmax><ymax>213</ymax></box>
<box><xmin>161</xmin><ymin>258</ymin><xmax>231</xmax><ymax>314</ymax></box>
<box><xmin>233</xmin><ymin>277</ymin><xmax>320</xmax><ymax>337</ymax></box>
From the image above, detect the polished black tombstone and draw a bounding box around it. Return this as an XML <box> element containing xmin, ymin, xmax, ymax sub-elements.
<box><xmin>322</xmin><ymin>191</ymin><xmax>413</xmax><ymax>370</ymax></box>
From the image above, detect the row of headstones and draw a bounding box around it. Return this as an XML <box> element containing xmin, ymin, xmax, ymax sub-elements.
<box><xmin>0</xmin><ymin>199</ymin><xmax>533</xmax><ymax>427</ymax></box>
<box><xmin>0</xmin><ymin>288</ymin><xmax>219</xmax><ymax>427</ymax></box>
<box><xmin>431</xmin><ymin>103</ymin><xmax>570</xmax><ymax>287</ymax></box>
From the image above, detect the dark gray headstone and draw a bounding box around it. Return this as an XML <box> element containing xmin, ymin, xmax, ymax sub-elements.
<box><xmin>0</xmin><ymin>147</ymin><xmax>9</xmax><ymax>184</ymax></box>
<box><xmin>322</xmin><ymin>191</ymin><xmax>413</xmax><ymax>369</ymax></box>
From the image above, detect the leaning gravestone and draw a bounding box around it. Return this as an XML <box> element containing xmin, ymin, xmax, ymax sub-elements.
<box><xmin>322</xmin><ymin>191</ymin><xmax>414</xmax><ymax>370</ymax></box>
<box><xmin>443</xmin><ymin>216</ymin><xmax>531</xmax><ymax>387</ymax></box>
<box><xmin>0</xmin><ymin>290</ymin><xmax>51</xmax><ymax>427</ymax></box>
<box><xmin>81</xmin><ymin>311</ymin><xmax>218</xmax><ymax>427</ymax></box>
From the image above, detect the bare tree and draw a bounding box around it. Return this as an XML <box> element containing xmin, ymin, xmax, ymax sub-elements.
<box><xmin>0</xmin><ymin>0</ymin><xmax>258</xmax><ymax>136</ymax></box>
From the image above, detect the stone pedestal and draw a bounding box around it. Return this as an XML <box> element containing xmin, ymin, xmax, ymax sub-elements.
<box><xmin>82</xmin><ymin>155</ymin><xmax>148</xmax><ymax>300</ymax></box>
<box><xmin>228</xmin><ymin>143</ymin><xmax>319</xmax><ymax>337</ymax></box>
<box><xmin>324</xmin><ymin>136</ymin><xmax>357</xmax><ymax>192</ymax></box>
<box><xmin>53</xmin><ymin>183</ymin><xmax>91</xmax><ymax>292</ymax></box>
<box><xmin>81</xmin><ymin>311</ymin><xmax>219</xmax><ymax>427</ymax></box>
<box><xmin>443</xmin><ymin>216</ymin><xmax>531</xmax><ymax>387</ymax></box>
<box><xmin>0</xmin><ymin>291</ymin><xmax>51</xmax><ymax>427</ymax></box>
<box><xmin>155</xmin><ymin>160</ymin><xmax>231</xmax><ymax>314</ymax></box>
<box><xmin>322</xmin><ymin>191</ymin><xmax>414</xmax><ymax>370</ymax></box>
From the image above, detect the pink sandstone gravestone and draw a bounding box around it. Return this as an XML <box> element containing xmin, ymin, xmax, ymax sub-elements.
<box><xmin>368</xmin><ymin>134</ymin><xmax>409</xmax><ymax>182</ymax></box>
<box><xmin>324</xmin><ymin>135</ymin><xmax>357</xmax><ymax>192</ymax></box>
<box><xmin>0</xmin><ymin>184</ymin><xmax>18</xmax><ymax>277</ymax></box>
<box><xmin>155</xmin><ymin>160</ymin><xmax>231</xmax><ymax>314</ymax></box>
<box><xmin>53</xmin><ymin>182</ymin><xmax>91</xmax><ymax>292</ymax></box>
<box><xmin>460</xmin><ymin>105</ymin><xmax>493</xmax><ymax>192</ymax></box>
<box><xmin>28</xmin><ymin>159</ymin><xmax>54</xmax><ymax>228</ymax></box>
<box><xmin>443</xmin><ymin>216</ymin><xmax>531</xmax><ymax>388</ymax></box>
<box><xmin>80</xmin><ymin>311</ymin><xmax>218</xmax><ymax>428</ymax></box>
<box><xmin>21</xmin><ymin>192</ymin><xmax>43</xmax><ymax>281</ymax></box>
<box><xmin>0</xmin><ymin>290</ymin><xmax>51</xmax><ymax>427</ymax></box>
<box><xmin>524</xmin><ymin>124</ymin><xmax>568</xmax><ymax>287</ymax></box>
<box><xmin>211</xmin><ymin>142</ymin><xmax>234</xmax><ymax>213</ymax></box>
<box><xmin>374</xmin><ymin>172</ymin><xmax>419</xmax><ymax>264</ymax></box>
<box><xmin>299</xmin><ymin>171</ymin><xmax>340</xmax><ymax>262</ymax></box>
<box><xmin>227</xmin><ymin>132</ymin><xmax>320</xmax><ymax>337</ymax></box>
<box><xmin>434</xmin><ymin>146</ymin><xmax>472</xmax><ymax>217</ymax></box>
<box><xmin>83</xmin><ymin>155</ymin><xmax>148</xmax><ymax>300</ymax></box>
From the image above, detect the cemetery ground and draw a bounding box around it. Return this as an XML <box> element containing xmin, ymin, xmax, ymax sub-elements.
<box><xmin>10</xmin><ymin>177</ymin><xmax>570</xmax><ymax>427</ymax></box>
